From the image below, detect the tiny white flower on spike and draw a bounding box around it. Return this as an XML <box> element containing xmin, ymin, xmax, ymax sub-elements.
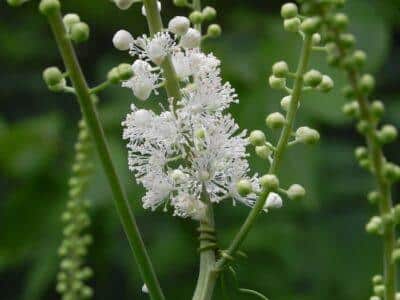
<box><xmin>180</xmin><ymin>28</ymin><xmax>201</xmax><ymax>48</ymax></box>
<box><xmin>264</xmin><ymin>192</ymin><xmax>283</xmax><ymax>211</ymax></box>
<box><xmin>141</xmin><ymin>284</ymin><xmax>148</xmax><ymax>294</ymax></box>
<box><xmin>168</xmin><ymin>16</ymin><xmax>190</xmax><ymax>36</ymax></box>
<box><xmin>114</xmin><ymin>0</ymin><xmax>135</xmax><ymax>10</ymax></box>
<box><xmin>171</xmin><ymin>169</ymin><xmax>185</xmax><ymax>183</ymax></box>
<box><xmin>112</xmin><ymin>30</ymin><xmax>134</xmax><ymax>51</ymax></box>
<box><xmin>141</xmin><ymin>1</ymin><xmax>161</xmax><ymax>16</ymax></box>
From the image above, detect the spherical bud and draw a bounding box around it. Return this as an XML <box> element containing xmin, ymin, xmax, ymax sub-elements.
<box><xmin>260</xmin><ymin>174</ymin><xmax>279</xmax><ymax>190</ymax></box>
<box><xmin>43</xmin><ymin>66</ymin><xmax>63</xmax><ymax>86</ymax></box>
<box><xmin>342</xmin><ymin>85</ymin><xmax>355</xmax><ymax>99</ymax></box>
<box><xmin>7</xmin><ymin>0</ymin><xmax>27</xmax><ymax>7</ymax></box>
<box><xmin>300</xmin><ymin>17</ymin><xmax>321</xmax><ymax>35</ymax></box>
<box><xmin>304</xmin><ymin>69</ymin><xmax>323</xmax><ymax>87</ymax></box>
<box><xmin>117</xmin><ymin>63</ymin><xmax>134</xmax><ymax>80</ymax></box>
<box><xmin>189</xmin><ymin>11</ymin><xmax>204</xmax><ymax>24</ymax></box>
<box><xmin>255</xmin><ymin>145</ymin><xmax>272</xmax><ymax>160</ymax></box>
<box><xmin>353</xmin><ymin>50</ymin><xmax>367</xmax><ymax>68</ymax></box>
<box><xmin>207</xmin><ymin>24</ymin><xmax>222</xmax><ymax>38</ymax></box>
<box><xmin>114</xmin><ymin>0</ymin><xmax>135</xmax><ymax>10</ymax></box>
<box><xmin>173</xmin><ymin>0</ymin><xmax>187</xmax><ymax>7</ymax></box>
<box><xmin>264</xmin><ymin>192</ymin><xmax>283</xmax><ymax>210</ymax></box>
<box><xmin>81</xmin><ymin>286</ymin><xmax>93</xmax><ymax>298</ymax></box>
<box><xmin>377</xmin><ymin>125</ymin><xmax>397</xmax><ymax>144</ymax></box>
<box><xmin>312</xmin><ymin>33</ymin><xmax>321</xmax><ymax>45</ymax></box>
<box><xmin>317</xmin><ymin>75</ymin><xmax>334</xmax><ymax>93</ymax></box>
<box><xmin>284</xmin><ymin>17</ymin><xmax>301</xmax><ymax>32</ymax></box>
<box><xmin>374</xmin><ymin>285</ymin><xmax>385</xmax><ymax>297</ymax></box>
<box><xmin>342</xmin><ymin>101</ymin><xmax>359</xmax><ymax>117</ymax></box>
<box><xmin>287</xmin><ymin>184</ymin><xmax>306</xmax><ymax>200</ymax></box>
<box><xmin>180</xmin><ymin>28</ymin><xmax>201</xmax><ymax>48</ymax></box>
<box><xmin>236</xmin><ymin>179</ymin><xmax>253</xmax><ymax>196</ymax></box>
<box><xmin>141</xmin><ymin>1</ymin><xmax>161</xmax><ymax>16</ymax></box>
<box><xmin>356</xmin><ymin>120</ymin><xmax>370</xmax><ymax>135</ymax></box>
<box><xmin>107</xmin><ymin>67</ymin><xmax>120</xmax><ymax>84</ymax></box>
<box><xmin>366</xmin><ymin>216</ymin><xmax>383</xmax><ymax>235</ymax></box>
<box><xmin>249</xmin><ymin>130</ymin><xmax>266</xmax><ymax>146</ymax></box>
<box><xmin>112</xmin><ymin>29</ymin><xmax>134</xmax><ymax>51</ymax></box>
<box><xmin>383</xmin><ymin>163</ymin><xmax>400</xmax><ymax>182</ymax></box>
<box><xmin>367</xmin><ymin>190</ymin><xmax>381</xmax><ymax>205</ymax></box>
<box><xmin>280</xmin><ymin>95</ymin><xmax>299</xmax><ymax>112</ymax></box>
<box><xmin>372</xmin><ymin>274</ymin><xmax>383</xmax><ymax>285</ymax></box>
<box><xmin>70</xmin><ymin>22</ymin><xmax>90</xmax><ymax>43</ymax></box>
<box><xmin>168</xmin><ymin>16</ymin><xmax>190</xmax><ymax>36</ymax></box>
<box><xmin>39</xmin><ymin>0</ymin><xmax>60</xmax><ymax>15</ymax></box>
<box><xmin>272</xmin><ymin>61</ymin><xmax>289</xmax><ymax>78</ymax></box>
<box><xmin>354</xmin><ymin>146</ymin><xmax>368</xmax><ymax>161</ymax></box>
<box><xmin>339</xmin><ymin>33</ymin><xmax>355</xmax><ymax>49</ymax></box>
<box><xmin>295</xmin><ymin>126</ymin><xmax>320</xmax><ymax>145</ymax></box>
<box><xmin>265</xmin><ymin>112</ymin><xmax>286</xmax><ymax>129</ymax></box>
<box><xmin>48</xmin><ymin>78</ymin><xmax>66</xmax><ymax>93</ymax></box>
<box><xmin>280</xmin><ymin>3</ymin><xmax>298</xmax><ymax>19</ymax></box>
<box><xmin>370</xmin><ymin>100</ymin><xmax>385</xmax><ymax>118</ymax></box>
<box><xmin>332</xmin><ymin>13</ymin><xmax>348</xmax><ymax>30</ymax></box>
<box><xmin>268</xmin><ymin>75</ymin><xmax>286</xmax><ymax>90</ymax></box>
<box><xmin>358</xmin><ymin>74</ymin><xmax>375</xmax><ymax>94</ymax></box>
<box><xmin>202</xmin><ymin>6</ymin><xmax>217</xmax><ymax>21</ymax></box>
<box><xmin>63</xmin><ymin>13</ymin><xmax>80</xmax><ymax>30</ymax></box>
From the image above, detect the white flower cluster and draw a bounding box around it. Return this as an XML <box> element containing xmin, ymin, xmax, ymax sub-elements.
<box><xmin>116</xmin><ymin>17</ymin><xmax>282</xmax><ymax>220</ymax></box>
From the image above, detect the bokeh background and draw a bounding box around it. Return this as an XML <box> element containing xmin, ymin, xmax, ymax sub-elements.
<box><xmin>1</xmin><ymin>0</ymin><xmax>400</xmax><ymax>299</ymax></box>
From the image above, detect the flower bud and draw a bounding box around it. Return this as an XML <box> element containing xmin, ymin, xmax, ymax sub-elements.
<box><xmin>280</xmin><ymin>3</ymin><xmax>298</xmax><ymax>19</ymax></box>
<box><xmin>280</xmin><ymin>95</ymin><xmax>299</xmax><ymax>112</ymax></box>
<box><xmin>332</xmin><ymin>13</ymin><xmax>348</xmax><ymax>30</ymax></box>
<box><xmin>312</xmin><ymin>33</ymin><xmax>321</xmax><ymax>45</ymax></box>
<box><xmin>368</xmin><ymin>190</ymin><xmax>381</xmax><ymax>204</ymax></box>
<box><xmin>358</xmin><ymin>74</ymin><xmax>375</xmax><ymax>94</ymax></box>
<box><xmin>202</xmin><ymin>6</ymin><xmax>217</xmax><ymax>21</ymax></box>
<box><xmin>295</xmin><ymin>126</ymin><xmax>320</xmax><ymax>145</ymax></box>
<box><xmin>374</xmin><ymin>285</ymin><xmax>385</xmax><ymax>297</ymax></box>
<box><xmin>265</xmin><ymin>112</ymin><xmax>286</xmax><ymax>129</ymax></box>
<box><xmin>372</xmin><ymin>274</ymin><xmax>383</xmax><ymax>285</ymax></box>
<box><xmin>43</xmin><ymin>66</ymin><xmax>63</xmax><ymax>86</ymax></box>
<box><xmin>268</xmin><ymin>75</ymin><xmax>286</xmax><ymax>90</ymax></box>
<box><xmin>207</xmin><ymin>24</ymin><xmax>222</xmax><ymax>38</ymax></box>
<box><xmin>117</xmin><ymin>63</ymin><xmax>134</xmax><ymax>80</ymax></box>
<box><xmin>180</xmin><ymin>28</ymin><xmax>201</xmax><ymax>48</ymax></box>
<box><xmin>339</xmin><ymin>33</ymin><xmax>355</xmax><ymax>48</ymax></box>
<box><xmin>113</xmin><ymin>29</ymin><xmax>134</xmax><ymax>51</ymax></box>
<box><xmin>249</xmin><ymin>130</ymin><xmax>266</xmax><ymax>146</ymax></box>
<box><xmin>383</xmin><ymin>163</ymin><xmax>400</xmax><ymax>182</ymax></box>
<box><xmin>354</xmin><ymin>146</ymin><xmax>368</xmax><ymax>161</ymax></box>
<box><xmin>189</xmin><ymin>11</ymin><xmax>204</xmax><ymax>24</ymax></box>
<box><xmin>260</xmin><ymin>174</ymin><xmax>279</xmax><ymax>190</ymax></box>
<box><xmin>114</xmin><ymin>0</ymin><xmax>135</xmax><ymax>10</ymax></box>
<box><xmin>393</xmin><ymin>249</ymin><xmax>400</xmax><ymax>262</ymax></box>
<box><xmin>168</xmin><ymin>16</ymin><xmax>190</xmax><ymax>36</ymax></box>
<box><xmin>366</xmin><ymin>216</ymin><xmax>383</xmax><ymax>235</ymax></box>
<box><xmin>255</xmin><ymin>145</ymin><xmax>272</xmax><ymax>160</ymax></box>
<box><xmin>356</xmin><ymin>120</ymin><xmax>370</xmax><ymax>135</ymax></box>
<box><xmin>237</xmin><ymin>179</ymin><xmax>252</xmax><ymax>196</ymax></box>
<box><xmin>81</xmin><ymin>287</ymin><xmax>93</xmax><ymax>298</ymax></box>
<box><xmin>70</xmin><ymin>22</ymin><xmax>90</xmax><ymax>43</ymax></box>
<box><xmin>284</xmin><ymin>17</ymin><xmax>301</xmax><ymax>32</ymax></box>
<box><xmin>352</xmin><ymin>50</ymin><xmax>367</xmax><ymax>68</ymax></box>
<box><xmin>264</xmin><ymin>192</ymin><xmax>283</xmax><ymax>210</ymax></box>
<box><xmin>370</xmin><ymin>100</ymin><xmax>385</xmax><ymax>118</ymax></box>
<box><xmin>142</xmin><ymin>284</ymin><xmax>149</xmax><ymax>294</ymax></box>
<box><xmin>107</xmin><ymin>67</ymin><xmax>120</xmax><ymax>84</ymax></box>
<box><xmin>377</xmin><ymin>125</ymin><xmax>397</xmax><ymax>144</ymax></box>
<box><xmin>300</xmin><ymin>17</ymin><xmax>321</xmax><ymax>35</ymax></box>
<box><xmin>63</xmin><ymin>13</ymin><xmax>80</xmax><ymax>29</ymax></box>
<box><xmin>304</xmin><ymin>70</ymin><xmax>323</xmax><ymax>88</ymax></box>
<box><xmin>272</xmin><ymin>61</ymin><xmax>289</xmax><ymax>78</ymax></box>
<box><xmin>7</xmin><ymin>0</ymin><xmax>28</xmax><ymax>7</ymax></box>
<box><xmin>173</xmin><ymin>0</ymin><xmax>187</xmax><ymax>7</ymax></box>
<box><xmin>39</xmin><ymin>0</ymin><xmax>60</xmax><ymax>15</ymax></box>
<box><xmin>317</xmin><ymin>75</ymin><xmax>334</xmax><ymax>93</ymax></box>
<box><xmin>342</xmin><ymin>101</ymin><xmax>359</xmax><ymax>117</ymax></box>
<box><xmin>141</xmin><ymin>1</ymin><xmax>161</xmax><ymax>16</ymax></box>
<box><xmin>287</xmin><ymin>184</ymin><xmax>306</xmax><ymax>200</ymax></box>
<box><xmin>342</xmin><ymin>85</ymin><xmax>355</xmax><ymax>99</ymax></box>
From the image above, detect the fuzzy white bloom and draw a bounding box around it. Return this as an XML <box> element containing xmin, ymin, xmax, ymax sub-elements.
<box><xmin>141</xmin><ymin>1</ymin><xmax>161</xmax><ymax>16</ymax></box>
<box><xmin>112</xmin><ymin>29</ymin><xmax>134</xmax><ymax>51</ymax></box>
<box><xmin>180</xmin><ymin>28</ymin><xmax>201</xmax><ymax>49</ymax></box>
<box><xmin>263</xmin><ymin>192</ymin><xmax>283</xmax><ymax>211</ymax></box>
<box><xmin>168</xmin><ymin>16</ymin><xmax>190</xmax><ymax>36</ymax></box>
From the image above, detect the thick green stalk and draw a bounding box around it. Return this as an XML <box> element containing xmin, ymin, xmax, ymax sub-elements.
<box><xmin>215</xmin><ymin>34</ymin><xmax>314</xmax><ymax>271</ymax></box>
<box><xmin>45</xmin><ymin>9</ymin><xmax>165</xmax><ymax>300</ymax></box>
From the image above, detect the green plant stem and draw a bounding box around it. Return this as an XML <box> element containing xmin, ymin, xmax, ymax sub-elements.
<box><xmin>45</xmin><ymin>10</ymin><xmax>165</xmax><ymax>300</ymax></box>
<box><xmin>215</xmin><ymin>34</ymin><xmax>314</xmax><ymax>271</ymax></box>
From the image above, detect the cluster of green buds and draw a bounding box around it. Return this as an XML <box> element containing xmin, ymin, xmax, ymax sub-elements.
<box><xmin>57</xmin><ymin>119</ymin><xmax>94</xmax><ymax>300</ymax></box>
<box><xmin>43</xmin><ymin>66</ymin><xmax>69</xmax><ymax>93</ymax></box>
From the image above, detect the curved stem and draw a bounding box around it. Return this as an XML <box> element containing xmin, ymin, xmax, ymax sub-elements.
<box><xmin>45</xmin><ymin>9</ymin><xmax>165</xmax><ymax>300</ymax></box>
<box><xmin>215</xmin><ymin>34</ymin><xmax>314</xmax><ymax>271</ymax></box>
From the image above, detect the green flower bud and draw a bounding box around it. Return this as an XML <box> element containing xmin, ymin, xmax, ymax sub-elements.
<box><xmin>249</xmin><ymin>130</ymin><xmax>266</xmax><ymax>146</ymax></box>
<box><xmin>268</xmin><ymin>75</ymin><xmax>286</xmax><ymax>90</ymax></box>
<box><xmin>367</xmin><ymin>190</ymin><xmax>381</xmax><ymax>205</ymax></box>
<box><xmin>7</xmin><ymin>0</ymin><xmax>27</xmax><ymax>7</ymax></box>
<box><xmin>173</xmin><ymin>0</ymin><xmax>187</xmax><ymax>7</ymax></box>
<box><xmin>260</xmin><ymin>174</ymin><xmax>279</xmax><ymax>190</ymax></box>
<box><xmin>370</xmin><ymin>100</ymin><xmax>384</xmax><ymax>118</ymax></box>
<box><xmin>202</xmin><ymin>6</ymin><xmax>217</xmax><ymax>21</ymax></box>
<box><xmin>281</xmin><ymin>3</ymin><xmax>298</xmax><ymax>19</ymax></box>
<box><xmin>107</xmin><ymin>67</ymin><xmax>120</xmax><ymax>84</ymax></box>
<box><xmin>284</xmin><ymin>17</ymin><xmax>301</xmax><ymax>33</ymax></box>
<box><xmin>358</xmin><ymin>74</ymin><xmax>375</xmax><ymax>94</ymax></box>
<box><xmin>117</xmin><ymin>63</ymin><xmax>134</xmax><ymax>80</ymax></box>
<box><xmin>43</xmin><ymin>66</ymin><xmax>63</xmax><ymax>86</ymax></box>
<box><xmin>359</xmin><ymin>158</ymin><xmax>370</xmax><ymax>170</ymax></box>
<box><xmin>374</xmin><ymin>285</ymin><xmax>385</xmax><ymax>297</ymax></box>
<box><xmin>383</xmin><ymin>162</ymin><xmax>400</xmax><ymax>182</ymax></box>
<box><xmin>372</xmin><ymin>274</ymin><xmax>383</xmax><ymax>285</ymax></box>
<box><xmin>287</xmin><ymin>184</ymin><xmax>306</xmax><ymax>200</ymax></box>
<box><xmin>255</xmin><ymin>145</ymin><xmax>272</xmax><ymax>160</ymax></box>
<box><xmin>265</xmin><ymin>112</ymin><xmax>286</xmax><ymax>129</ymax></box>
<box><xmin>355</xmin><ymin>146</ymin><xmax>368</xmax><ymax>160</ymax></box>
<box><xmin>312</xmin><ymin>33</ymin><xmax>321</xmax><ymax>45</ymax></box>
<box><xmin>317</xmin><ymin>75</ymin><xmax>334</xmax><ymax>93</ymax></box>
<box><xmin>356</xmin><ymin>120</ymin><xmax>370</xmax><ymax>135</ymax></box>
<box><xmin>352</xmin><ymin>50</ymin><xmax>367</xmax><ymax>68</ymax></box>
<box><xmin>56</xmin><ymin>282</ymin><xmax>67</xmax><ymax>293</ymax></box>
<box><xmin>304</xmin><ymin>69</ymin><xmax>323</xmax><ymax>87</ymax></box>
<box><xmin>377</xmin><ymin>125</ymin><xmax>397</xmax><ymax>144</ymax></box>
<box><xmin>300</xmin><ymin>17</ymin><xmax>321</xmax><ymax>35</ymax></box>
<box><xmin>48</xmin><ymin>78</ymin><xmax>67</xmax><ymax>92</ymax></box>
<box><xmin>272</xmin><ymin>61</ymin><xmax>289</xmax><ymax>78</ymax></box>
<box><xmin>342</xmin><ymin>85</ymin><xmax>355</xmax><ymax>98</ymax></box>
<box><xmin>207</xmin><ymin>24</ymin><xmax>221</xmax><ymax>38</ymax></box>
<box><xmin>236</xmin><ymin>179</ymin><xmax>252</xmax><ymax>196</ymax></box>
<box><xmin>339</xmin><ymin>33</ymin><xmax>355</xmax><ymax>49</ymax></box>
<box><xmin>70</xmin><ymin>22</ymin><xmax>90</xmax><ymax>43</ymax></box>
<box><xmin>63</xmin><ymin>13</ymin><xmax>80</xmax><ymax>30</ymax></box>
<box><xmin>81</xmin><ymin>286</ymin><xmax>93</xmax><ymax>298</ymax></box>
<box><xmin>189</xmin><ymin>11</ymin><xmax>204</xmax><ymax>24</ymax></box>
<box><xmin>342</xmin><ymin>102</ymin><xmax>359</xmax><ymax>117</ymax></box>
<box><xmin>39</xmin><ymin>0</ymin><xmax>60</xmax><ymax>15</ymax></box>
<box><xmin>295</xmin><ymin>126</ymin><xmax>320</xmax><ymax>145</ymax></box>
<box><xmin>393</xmin><ymin>249</ymin><xmax>400</xmax><ymax>262</ymax></box>
<box><xmin>366</xmin><ymin>216</ymin><xmax>383</xmax><ymax>235</ymax></box>
<box><xmin>332</xmin><ymin>13</ymin><xmax>348</xmax><ymax>30</ymax></box>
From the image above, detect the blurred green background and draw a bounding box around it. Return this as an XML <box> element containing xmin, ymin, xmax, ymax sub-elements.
<box><xmin>1</xmin><ymin>0</ymin><xmax>400</xmax><ymax>299</ymax></box>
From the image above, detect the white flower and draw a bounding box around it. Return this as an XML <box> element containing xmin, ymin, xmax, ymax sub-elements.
<box><xmin>168</xmin><ymin>16</ymin><xmax>190</xmax><ymax>36</ymax></box>
<box><xmin>180</xmin><ymin>28</ymin><xmax>201</xmax><ymax>49</ymax></box>
<box><xmin>112</xmin><ymin>29</ymin><xmax>134</xmax><ymax>51</ymax></box>
<box><xmin>141</xmin><ymin>284</ymin><xmax>148</xmax><ymax>294</ymax></box>
<box><xmin>263</xmin><ymin>192</ymin><xmax>283</xmax><ymax>211</ymax></box>
<box><xmin>141</xmin><ymin>1</ymin><xmax>161</xmax><ymax>16</ymax></box>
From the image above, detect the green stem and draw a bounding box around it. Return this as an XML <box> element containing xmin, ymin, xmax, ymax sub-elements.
<box><xmin>45</xmin><ymin>9</ymin><xmax>165</xmax><ymax>300</ymax></box>
<box><xmin>215</xmin><ymin>34</ymin><xmax>314</xmax><ymax>271</ymax></box>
